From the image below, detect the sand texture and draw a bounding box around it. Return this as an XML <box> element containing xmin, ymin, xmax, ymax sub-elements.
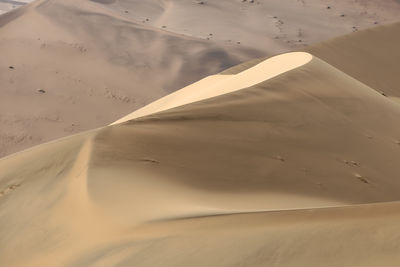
<box><xmin>1</xmin><ymin>16</ymin><xmax>400</xmax><ymax>265</ymax></box>
<box><xmin>1</xmin><ymin>0</ymin><xmax>400</xmax><ymax>157</ymax></box>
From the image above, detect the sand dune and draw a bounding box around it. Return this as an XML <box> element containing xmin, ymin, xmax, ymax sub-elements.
<box><xmin>1</xmin><ymin>1</ymin><xmax>400</xmax><ymax>266</ymax></box>
<box><xmin>0</xmin><ymin>0</ymin><xmax>262</xmax><ymax>157</ymax></box>
<box><xmin>1</xmin><ymin>0</ymin><xmax>400</xmax><ymax>157</ymax></box>
<box><xmin>2</xmin><ymin>19</ymin><xmax>400</xmax><ymax>264</ymax></box>
<box><xmin>304</xmin><ymin>22</ymin><xmax>400</xmax><ymax>98</ymax></box>
<box><xmin>0</xmin><ymin>0</ymin><xmax>30</xmax><ymax>15</ymax></box>
<box><xmin>113</xmin><ymin>52</ymin><xmax>313</xmax><ymax>123</ymax></box>
<box><xmin>223</xmin><ymin>21</ymin><xmax>400</xmax><ymax>99</ymax></box>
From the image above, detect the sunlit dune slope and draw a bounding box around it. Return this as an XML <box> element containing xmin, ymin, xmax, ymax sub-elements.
<box><xmin>113</xmin><ymin>52</ymin><xmax>312</xmax><ymax>123</ymax></box>
<box><xmin>2</xmin><ymin>0</ymin><xmax>400</xmax><ymax>157</ymax></box>
<box><xmin>222</xmin><ymin>21</ymin><xmax>400</xmax><ymax>99</ymax></box>
<box><xmin>0</xmin><ymin>0</ymin><xmax>261</xmax><ymax>157</ymax></box>
<box><xmin>2</xmin><ymin>46</ymin><xmax>400</xmax><ymax>265</ymax></box>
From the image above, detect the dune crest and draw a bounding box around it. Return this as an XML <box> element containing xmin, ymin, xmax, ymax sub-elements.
<box><xmin>1</xmin><ymin>0</ymin><xmax>400</xmax><ymax>157</ymax></box>
<box><xmin>113</xmin><ymin>52</ymin><xmax>312</xmax><ymax>123</ymax></box>
<box><xmin>2</xmin><ymin>14</ymin><xmax>400</xmax><ymax>267</ymax></box>
<box><xmin>3</xmin><ymin>50</ymin><xmax>400</xmax><ymax>265</ymax></box>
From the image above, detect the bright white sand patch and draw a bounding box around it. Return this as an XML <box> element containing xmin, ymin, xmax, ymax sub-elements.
<box><xmin>112</xmin><ymin>52</ymin><xmax>313</xmax><ymax>124</ymax></box>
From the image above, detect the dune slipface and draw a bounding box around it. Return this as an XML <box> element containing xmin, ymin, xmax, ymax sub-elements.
<box><xmin>1</xmin><ymin>0</ymin><xmax>400</xmax><ymax>158</ymax></box>
<box><xmin>113</xmin><ymin>52</ymin><xmax>313</xmax><ymax>123</ymax></box>
<box><xmin>2</xmin><ymin>19</ymin><xmax>400</xmax><ymax>265</ymax></box>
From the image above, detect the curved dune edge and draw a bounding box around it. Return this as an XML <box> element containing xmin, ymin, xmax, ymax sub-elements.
<box><xmin>111</xmin><ymin>52</ymin><xmax>313</xmax><ymax>124</ymax></box>
<box><xmin>3</xmin><ymin>50</ymin><xmax>400</xmax><ymax>266</ymax></box>
<box><xmin>2</xmin><ymin>12</ymin><xmax>400</xmax><ymax>265</ymax></box>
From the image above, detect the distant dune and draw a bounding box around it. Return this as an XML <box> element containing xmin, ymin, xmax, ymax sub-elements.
<box><xmin>1</xmin><ymin>16</ymin><xmax>400</xmax><ymax>266</ymax></box>
<box><xmin>1</xmin><ymin>0</ymin><xmax>400</xmax><ymax>157</ymax></box>
<box><xmin>0</xmin><ymin>0</ymin><xmax>30</xmax><ymax>15</ymax></box>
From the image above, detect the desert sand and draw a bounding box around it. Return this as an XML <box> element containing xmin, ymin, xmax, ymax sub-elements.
<box><xmin>1</xmin><ymin>0</ymin><xmax>400</xmax><ymax>157</ymax></box>
<box><xmin>113</xmin><ymin>52</ymin><xmax>313</xmax><ymax>123</ymax></box>
<box><xmin>0</xmin><ymin>0</ymin><xmax>30</xmax><ymax>15</ymax></box>
<box><xmin>1</xmin><ymin>14</ymin><xmax>400</xmax><ymax>265</ymax></box>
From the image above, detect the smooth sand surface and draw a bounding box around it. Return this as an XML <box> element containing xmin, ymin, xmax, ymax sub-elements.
<box><xmin>2</xmin><ymin>20</ymin><xmax>400</xmax><ymax>265</ymax></box>
<box><xmin>113</xmin><ymin>52</ymin><xmax>313</xmax><ymax>123</ymax></box>
<box><xmin>304</xmin><ymin>21</ymin><xmax>400</xmax><ymax>98</ymax></box>
<box><xmin>222</xmin><ymin>21</ymin><xmax>400</xmax><ymax>101</ymax></box>
<box><xmin>0</xmin><ymin>0</ymin><xmax>31</xmax><ymax>15</ymax></box>
<box><xmin>1</xmin><ymin>0</ymin><xmax>400</xmax><ymax>157</ymax></box>
<box><xmin>1</xmin><ymin>1</ymin><xmax>400</xmax><ymax>266</ymax></box>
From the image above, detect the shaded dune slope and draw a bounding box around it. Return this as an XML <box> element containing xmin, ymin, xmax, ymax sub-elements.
<box><xmin>222</xmin><ymin>21</ymin><xmax>400</xmax><ymax>99</ymax></box>
<box><xmin>304</xmin><ymin>22</ymin><xmax>400</xmax><ymax>98</ymax></box>
<box><xmin>0</xmin><ymin>0</ymin><xmax>262</xmax><ymax>157</ymax></box>
<box><xmin>113</xmin><ymin>52</ymin><xmax>313</xmax><ymax>123</ymax></box>
<box><xmin>2</xmin><ymin>39</ymin><xmax>400</xmax><ymax>265</ymax></box>
<box><xmin>2</xmin><ymin>0</ymin><xmax>400</xmax><ymax>158</ymax></box>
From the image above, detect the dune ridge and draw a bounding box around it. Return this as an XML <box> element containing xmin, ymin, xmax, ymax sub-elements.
<box><xmin>1</xmin><ymin>6</ymin><xmax>400</xmax><ymax>267</ymax></box>
<box><xmin>3</xmin><ymin>36</ymin><xmax>400</xmax><ymax>264</ymax></box>
<box><xmin>222</xmin><ymin>21</ymin><xmax>400</xmax><ymax>99</ymax></box>
<box><xmin>113</xmin><ymin>52</ymin><xmax>312</xmax><ymax>124</ymax></box>
<box><xmin>2</xmin><ymin>0</ymin><xmax>400</xmax><ymax>157</ymax></box>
